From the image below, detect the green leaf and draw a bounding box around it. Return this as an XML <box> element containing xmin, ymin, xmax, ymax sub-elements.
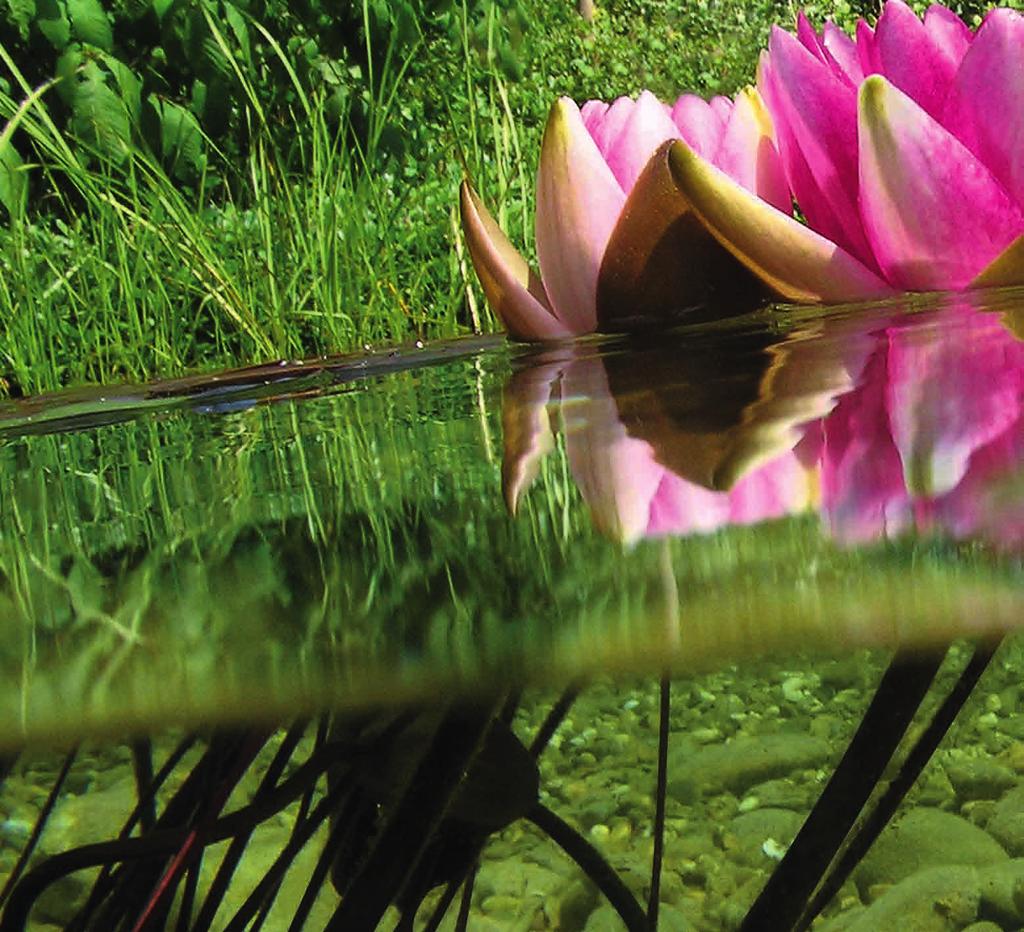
<box><xmin>150</xmin><ymin>95</ymin><xmax>204</xmax><ymax>181</ymax></box>
<box><xmin>3</xmin><ymin>0</ymin><xmax>36</xmax><ymax>41</ymax></box>
<box><xmin>70</xmin><ymin>63</ymin><xmax>131</xmax><ymax>160</ymax></box>
<box><xmin>98</xmin><ymin>52</ymin><xmax>142</xmax><ymax>124</ymax></box>
<box><xmin>36</xmin><ymin>0</ymin><xmax>71</xmax><ymax>49</ymax></box>
<box><xmin>55</xmin><ymin>44</ymin><xmax>85</xmax><ymax>105</ymax></box>
<box><xmin>67</xmin><ymin>0</ymin><xmax>112</xmax><ymax>49</ymax></box>
<box><xmin>0</xmin><ymin>139</ymin><xmax>27</xmax><ymax>218</ymax></box>
<box><xmin>222</xmin><ymin>0</ymin><xmax>250</xmax><ymax>64</ymax></box>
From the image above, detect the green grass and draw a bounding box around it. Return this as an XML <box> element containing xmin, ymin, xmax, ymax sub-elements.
<box><xmin>0</xmin><ymin>0</ymin><xmax>1009</xmax><ymax>396</ymax></box>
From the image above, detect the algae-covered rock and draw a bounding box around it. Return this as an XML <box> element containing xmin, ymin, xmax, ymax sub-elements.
<box><xmin>833</xmin><ymin>866</ymin><xmax>979</xmax><ymax>932</ymax></box>
<box><xmin>944</xmin><ymin>756</ymin><xmax>1018</xmax><ymax>802</ymax></box>
<box><xmin>667</xmin><ymin>734</ymin><xmax>831</xmax><ymax>797</ymax></box>
<box><xmin>986</xmin><ymin>785</ymin><xmax>1024</xmax><ymax>855</ymax></box>
<box><xmin>854</xmin><ymin>808</ymin><xmax>1007</xmax><ymax>896</ymax></box>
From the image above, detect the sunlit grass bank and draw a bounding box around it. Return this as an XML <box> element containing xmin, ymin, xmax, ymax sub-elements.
<box><xmin>0</xmin><ymin>0</ymin><xmax>999</xmax><ymax>396</ymax></box>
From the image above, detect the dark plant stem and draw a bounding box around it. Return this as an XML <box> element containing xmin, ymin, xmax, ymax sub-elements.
<box><xmin>740</xmin><ymin>649</ymin><xmax>943</xmax><ymax>932</ymax></box>
<box><xmin>0</xmin><ymin>746</ymin><xmax>76</xmax><ymax>913</ymax></box>
<box><xmin>325</xmin><ymin>705</ymin><xmax>499</xmax><ymax>930</ymax></box>
<box><xmin>648</xmin><ymin>675</ymin><xmax>670</xmax><ymax>930</ymax></box>
<box><xmin>455</xmin><ymin>862</ymin><xmax>477</xmax><ymax>932</ymax></box>
<box><xmin>70</xmin><ymin>735</ymin><xmax>198</xmax><ymax>932</ymax></box>
<box><xmin>131</xmin><ymin>738</ymin><xmax>156</xmax><ymax>835</ymax></box>
<box><xmin>193</xmin><ymin>722</ymin><xmax>310</xmax><ymax>930</ymax></box>
<box><xmin>530</xmin><ymin>683</ymin><xmax>581</xmax><ymax>758</ymax></box>
<box><xmin>794</xmin><ymin>641</ymin><xmax>998</xmax><ymax>931</ymax></box>
<box><xmin>528</xmin><ymin>802</ymin><xmax>647</xmax><ymax>932</ymax></box>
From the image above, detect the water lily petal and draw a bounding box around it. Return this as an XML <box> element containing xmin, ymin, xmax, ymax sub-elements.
<box><xmin>667</xmin><ymin>140</ymin><xmax>893</xmax><ymax>303</ymax></box>
<box><xmin>645</xmin><ymin>472</ymin><xmax>731</xmax><ymax>537</ymax></box>
<box><xmin>765</xmin><ymin>26</ymin><xmax>875</xmax><ymax>266</ymax></box>
<box><xmin>584</xmin><ymin>96</ymin><xmax>635</xmax><ymax>158</ymax></box>
<box><xmin>856</xmin><ymin>20</ymin><xmax>880</xmax><ymax>76</ymax></box>
<box><xmin>671</xmin><ymin>94</ymin><xmax>726</xmax><ymax>160</ymax></box>
<box><xmin>942</xmin><ymin>9</ymin><xmax>1024</xmax><ymax>207</ymax></box>
<box><xmin>758</xmin><ymin>51</ymin><xmax>851</xmax><ymax>249</ymax></box>
<box><xmin>580</xmin><ymin>99</ymin><xmax>608</xmax><ymax>136</ymax></box>
<box><xmin>796</xmin><ymin>11</ymin><xmax>826</xmax><ymax>59</ymax></box>
<box><xmin>535</xmin><ymin>98</ymin><xmax>627</xmax><ymax>334</ymax></box>
<box><xmin>726</xmin><ymin>451</ymin><xmax>816</xmax><ymax>525</ymax></box>
<box><xmin>597</xmin><ymin>141</ymin><xmax>768</xmax><ymax>330</ymax></box>
<box><xmin>822</xmin><ymin>21</ymin><xmax>864</xmax><ymax>84</ymax></box>
<box><xmin>858</xmin><ymin>76</ymin><xmax>1024</xmax><ymax>290</ymax></box>
<box><xmin>710</xmin><ymin>96</ymin><xmax>733</xmax><ymax>123</ymax></box>
<box><xmin>714</xmin><ymin>86</ymin><xmax>790</xmax><ymax>211</ymax></box>
<box><xmin>923</xmin><ymin>4</ymin><xmax>972</xmax><ymax>66</ymax></box>
<box><xmin>602</xmin><ymin>90</ymin><xmax>681</xmax><ymax>193</ymax></box>
<box><xmin>874</xmin><ymin>0</ymin><xmax>960</xmax><ymax>120</ymax></box>
<box><xmin>459</xmin><ymin>182</ymin><xmax>571</xmax><ymax>341</ymax></box>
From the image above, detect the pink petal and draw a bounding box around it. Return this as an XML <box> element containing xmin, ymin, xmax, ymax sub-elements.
<box><xmin>820</xmin><ymin>349</ymin><xmax>912</xmax><ymax>543</ymax></box>
<box><xmin>726</xmin><ymin>451</ymin><xmax>816</xmax><ymax>526</ymax></box>
<box><xmin>874</xmin><ymin>0</ymin><xmax>960</xmax><ymax>120</ymax></box>
<box><xmin>645</xmin><ymin>472</ymin><xmax>731</xmax><ymax>538</ymax></box>
<box><xmin>856</xmin><ymin>20</ymin><xmax>880</xmax><ymax>75</ymax></box>
<box><xmin>459</xmin><ymin>182</ymin><xmax>571</xmax><ymax>341</ymax></box>
<box><xmin>759</xmin><ymin>51</ymin><xmax>851</xmax><ymax>245</ymax></box>
<box><xmin>935</xmin><ymin>417</ymin><xmax>1024</xmax><ymax>549</ymax></box>
<box><xmin>765</xmin><ymin>26</ymin><xmax>876</xmax><ymax>268</ymax></box>
<box><xmin>887</xmin><ymin>306</ymin><xmax>1024</xmax><ymax>495</ymax></box>
<box><xmin>796</xmin><ymin>11</ymin><xmax>826</xmax><ymax>59</ymax></box>
<box><xmin>561</xmin><ymin>356</ymin><xmax>666</xmax><ymax>545</ymax></box>
<box><xmin>667</xmin><ymin>140</ymin><xmax>893</xmax><ymax>303</ymax></box>
<box><xmin>710</xmin><ymin>96</ymin><xmax>733</xmax><ymax>123</ymax></box>
<box><xmin>535</xmin><ymin>98</ymin><xmax>627</xmax><ymax>334</ymax></box>
<box><xmin>580</xmin><ymin>99</ymin><xmax>609</xmax><ymax>136</ymax></box>
<box><xmin>822</xmin><ymin>21</ymin><xmax>864</xmax><ymax>84</ymax></box>
<box><xmin>671</xmin><ymin>94</ymin><xmax>726</xmax><ymax>160</ymax></box>
<box><xmin>924</xmin><ymin>4</ymin><xmax>972</xmax><ymax>66</ymax></box>
<box><xmin>602</xmin><ymin>90</ymin><xmax>681</xmax><ymax>193</ymax></box>
<box><xmin>858</xmin><ymin>76</ymin><xmax>1024</xmax><ymax>290</ymax></box>
<box><xmin>585</xmin><ymin>96</ymin><xmax>635</xmax><ymax>159</ymax></box>
<box><xmin>942</xmin><ymin>9</ymin><xmax>1024</xmax><ymax>207</ymax></box>
<box><xmin>713</xmin><ymin>87</ymin><xmax>790</xmax><ymax>211</ymax></box>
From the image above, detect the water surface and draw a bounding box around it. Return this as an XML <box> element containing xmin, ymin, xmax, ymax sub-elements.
<box><xmin>2</xmin><ymin>292</ymin><xmax>1023</xmax><ymax>746</ymax></box>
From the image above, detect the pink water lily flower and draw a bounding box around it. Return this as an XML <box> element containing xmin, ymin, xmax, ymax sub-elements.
<box><xmin>669</xmin><ymin>1</ymin><xmax>1024</xmax><ymax>299</ymax></box>
<box><xmin>460</xmin><ymin>89</ymin><xmax>789</xmax><ymax>340</ymax></box>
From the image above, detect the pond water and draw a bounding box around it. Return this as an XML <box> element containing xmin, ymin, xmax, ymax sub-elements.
<box><xmin>3</xmin><ymin>291</ymin><xmax>1024</xmax><ymax>931</ymax></box>
<box><xmin>1</xmin><ymin>293</ymin><xmax>1023</xmax><ymax>747</ymax></box>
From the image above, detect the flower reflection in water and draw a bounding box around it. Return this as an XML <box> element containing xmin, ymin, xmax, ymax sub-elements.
<box><xmin>504</xmin><ymin>300</ymin><xmax>1024</xmax><ymax>554</ymax></box>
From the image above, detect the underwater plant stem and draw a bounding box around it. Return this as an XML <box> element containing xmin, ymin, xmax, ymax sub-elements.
<box><xmin>740</xmin><ymin>649</ymin><xmax>943</xmax><ymax>932</ymax></box>
<box><xmin>130</xmin><ymin>738</ymin><xmax>156</xmax><ymax>835</ymax></box>
<box><xmin>794</xmin><ymin>640</ymin><xmax>998</xmax><ymax>931</ymax></box>
<box><xmin>455</xmin><ymin>862</ymin><xmax>477</xmax><ymax>932</ymax></box>
<box><xmin>529</xmin><ymin>683</ymin><xmax>581</xmax><ymax>758</ymax></box>
<box><xmin>648</xmin><ymin>675</ymin><xmax>670</xmax><ymax>929</ymax></box>
<box><xmin>0</xmin><ymin>739</ymin><xmax>349</xmax><ymax>931</ymax></box>
<box><xmin>527</xmin><ymin>802</ymin><xmax>647</xmax><ymax>932</ymax></box>
<box><xmin>325</xmin><ymin>705</ymin><xmax>498</xmax><ymax>930</ymax></box>
<box><xmin>0</xmin><ymin>746</ymin><xmax>76</xmax><ymax>912</ymax></box>
<box><xmin>194</xmin><ymin>722</ymin><xmax>310</xmax><ymax>931</ymax></box>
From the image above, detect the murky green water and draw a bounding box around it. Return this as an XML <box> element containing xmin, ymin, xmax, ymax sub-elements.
<box><xmin>2</xmin><ymin>292</ymin><xmax>1023</xmax><ymax>749</ymax></box>
<box><xmin>6</xmin><ymin>293</ymin><xmax>1024</xmax><ymax>930</ymax></box>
